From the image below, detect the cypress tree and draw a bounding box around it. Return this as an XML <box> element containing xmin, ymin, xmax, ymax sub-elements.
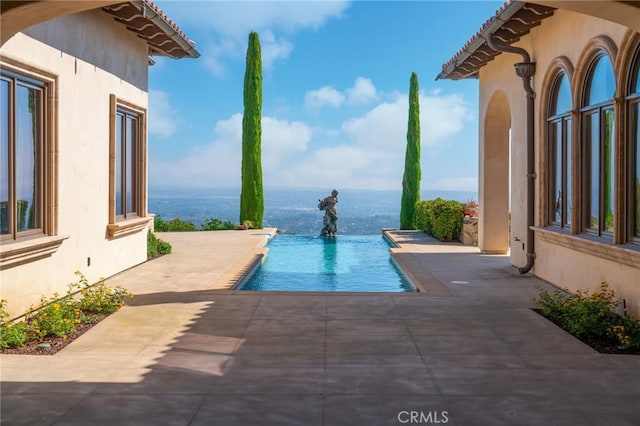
<box><xmin>400</xmin><ymin>72</ymin><xmax>421</xmax><ymax>230</ymax></box>
<box><xmin>240</xmin><ymin>31</ymin><xmax>264</xmax><ymax>228</ymax></box>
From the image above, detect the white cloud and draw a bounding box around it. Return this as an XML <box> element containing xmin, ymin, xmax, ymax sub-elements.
<box><xmin>149</xmin><ymin>113</ymin><xmax>313</xmax><ymax>187</ymax></box>
<box><xmin>158</xmin><ymin>1</ymin><xmax>349</xmax><ymax>38</ymax></box>
<box><xmin>156</xmin><ymin>0</ymin><xmax>348</xmax><ymax>75</ymax></box>
<box><xmin>150</xmin><ymin>90</ymin><xmax>474</xmax><ymax>190</ymax></box>
<box><xmin>305</xmin><ymin>86</ymin><xmax>345</xmax><ymax>108</ymax></box>
<box><xmin>342</xmin><ymin>91</ymin><xmax>471</xmax><ymax>147</ymax></box>
<box><xmin>306</xmin><ymin>77</ymin><xmax>378</xmax><ymax>108</ymax></box>
<box><xmin>346</xmin><ymin>77</ymin><xmax>377</xmax><ymax>104</ymax></box>
<box><xmin>260</xmin><ymin>30</ymin><xmax>294</xmax><ymax>69</ymax></box>
<box><xmin>148</xmin><ymin>89</ymin><xmax>178</xmax><ymax>137</ymax></box>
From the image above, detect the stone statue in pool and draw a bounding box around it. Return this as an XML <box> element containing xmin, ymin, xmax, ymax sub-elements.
<box><xmin>318</xmin><ymin>189</ymin><xmax>339</xmax><ymax>236</ymax></box>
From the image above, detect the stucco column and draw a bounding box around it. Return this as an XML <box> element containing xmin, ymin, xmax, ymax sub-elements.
<box><xmin>479</xmin><ymin>92</ymin><xmax>511</xmax><ymax>254</ymax></box>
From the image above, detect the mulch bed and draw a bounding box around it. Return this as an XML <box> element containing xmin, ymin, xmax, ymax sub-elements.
<box><xmin>0</xmin><ymin>313</ymin><xmax>107</xmax><ymax>356</ymax></box>
<box><xmin>532</xmin><ymin>309</ymin><xmax>640</xmax><ymax>355</ymax></box>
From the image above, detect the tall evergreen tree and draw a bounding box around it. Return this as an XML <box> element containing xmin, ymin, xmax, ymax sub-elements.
<box><xmin>400</xmin><ymin>72</ymin><xmax>421</xmax><ymax>229</ymax></box>
<box><xmin>240</xmin><ymin>31</ymin><xmax>264</xmax><ymax>228</ymax></box>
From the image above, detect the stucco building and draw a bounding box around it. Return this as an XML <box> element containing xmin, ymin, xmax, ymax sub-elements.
<box><xmin>439</xmin><ymin>1</ymin><xmax>640</xmax><ymax>314</ymax></box>
<box><xmin>0</xmin><ymin>1</ymin><xmax>198</xmax><ymax>317</ymax></box>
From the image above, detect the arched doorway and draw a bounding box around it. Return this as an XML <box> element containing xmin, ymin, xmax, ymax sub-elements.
<box><xmin>479</xmin><ymin>90</ymin><xmax>511</xmax><ymax>254</ymax></box>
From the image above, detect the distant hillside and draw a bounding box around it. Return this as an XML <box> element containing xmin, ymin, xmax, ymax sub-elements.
<box><xmin>148</xmin><ymin>187</ymin><xmax>478</xmax><ymax>235</ymax></box>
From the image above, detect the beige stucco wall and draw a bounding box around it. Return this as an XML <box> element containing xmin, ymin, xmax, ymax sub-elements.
<box><xmin>0</xmin><ymin>9</ymin><xmax>149</xmax><ymax>317</ymax></box>
<box><xmin>478</xmin><ymin>9</ymin><xmax>639</xmax><ymax>315</ymax></box>
<box><xmin>479</xmin><ymin>53</ymin><xmax>527</xmax><ymax>263</ymax></box>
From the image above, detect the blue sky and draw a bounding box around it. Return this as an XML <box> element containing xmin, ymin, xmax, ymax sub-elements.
<box><xmin>148</xmin><ymin>0</ymin><xmax>503</xmax><ymax>191</ymax></box>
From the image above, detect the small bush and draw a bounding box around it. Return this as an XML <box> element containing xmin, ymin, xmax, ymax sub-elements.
<box><xmin>201</xmin><ymin>217</ymin><xmax>237</xmax><ymax>231</ymax></box>
<box><xmin>415</xmin><ymin>198</ymin><xmax>463</xmax><ymax>241</ymax></box>
<box><xmin>534</xmin><ymin>282</ymin><xmax>640</xmax><ymax>351</ymax></box>
<box><xmin>0</xmin><ymin>273</ymin><xmax>133</xmax><ymax>349</ymax></box>
<box><xmin>154</xmin><ymin>216</ymin><xmax>197</xmax><ymax>232</ymax></box>
<box><xmin>147</xmin><ymin>231</ymin><xmax>172</xmax><ymax>258</ymax></box>
<box><xmin>28</xmin><ymin>294</ymin><xmax>79</xmax><ymax>339</ymax></box>
<box><xmin>0</xmin><ymin>300</ymin><xmax>29</xmax><ymax>348</ymax></box>
<box><xmin>69</xmin><ymin>272</ymin><xmax>133</xmax><ymax>314</ymax></box>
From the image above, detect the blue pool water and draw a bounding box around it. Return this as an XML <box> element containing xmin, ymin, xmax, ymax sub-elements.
<box><xmin>238</xmin><ymin>234</ymin><xmax>415</xmax><ymax>292</ymax></box>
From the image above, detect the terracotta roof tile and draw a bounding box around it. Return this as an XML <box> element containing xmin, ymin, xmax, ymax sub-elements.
<box><xmin>438</xmin><ymin>1</ymin><xmax>554</xmax><ymax>80</ymax></box>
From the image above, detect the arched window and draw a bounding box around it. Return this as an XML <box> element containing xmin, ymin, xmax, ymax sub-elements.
<box><xmin>548</xmin><ymin>72</ymin><xmax>572</xmax><ymax>227</ymax></box>
<box><xmin>582</xmin><ymin>53</ymin><xmax>615</xmax><ymax>235</ymax></box>
<box><xmin>628</xmin><ymin>49</ymin><xmax>640</xmax><ymax>240</ymax></box>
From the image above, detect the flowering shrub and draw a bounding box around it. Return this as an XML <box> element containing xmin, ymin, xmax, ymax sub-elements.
<box><xmin>0</xmin><ymin>300</ymin><xmax>29</xmax><ymax>348</ymax></box>
<box><xmin>28</xmin><ymin>295</ymin><xmax>79</xmax><ymax>339</ymax></box>
<box><xmin>534</xmin><ymin>282</ymin><xmax>640</xmax><ymax>351</ymax></box>
<box><xmin>0</xmin><ymin>272</ymin><xmax>132</xmax><ymax>348</ymax></box>
<box><xmin>69</xmin><ymin>272</ymin><xmax>133</xmax><ymax>314</ymax></box>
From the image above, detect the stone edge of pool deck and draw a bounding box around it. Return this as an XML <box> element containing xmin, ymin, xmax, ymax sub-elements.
<box><xmin>1</xmin><ymin>228</ymin><xmax>639</xmax><ymax>425</ymax></box>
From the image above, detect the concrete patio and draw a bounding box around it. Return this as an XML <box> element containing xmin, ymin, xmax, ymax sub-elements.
<box><xmin>1</xmin><ymin>230</ymin><xmax>639</xmax><ymax>425</ymax></box>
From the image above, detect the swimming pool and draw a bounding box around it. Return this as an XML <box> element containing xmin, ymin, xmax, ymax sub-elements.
<box><xmin>237</xmin><ymin>234</ymin><xmax>415</xmax><ymax>292</ymax></box>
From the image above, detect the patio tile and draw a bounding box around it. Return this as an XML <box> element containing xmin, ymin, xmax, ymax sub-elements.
<box><xmin>421</xmin><ymin>353</ymin><xmax>527</xmax><ymax>369</ymax></box>
<box><xmin>323</xmin><ymin>395</ymin><xmax>451</xmax><ymax>426</ymax></box>
<box><xmin>575</xmin><ymin>396</ymin><xmax>640</xmax><ymax>425</ymax></box>
<box><xmin>431</xmin><ymin>368</ymin><xmax>561</xmax><ymax>397</ymax></box>
<box><xmin>186</xmin><ymin>319</ymin><xmax>250</xmax><ymax>338</ymax></box>
<box><xmin>323</xmin><ymin>367</ymin><xmax>440</xmax><ymax>395</ymax></box>
<box><xmin>207</xmin><ymin>368</ymin><xmax>325</xmax><ymax>395</ymax></box>
<box><xmin>252</xmin><ymin>296</ymin><xmax>326</xmax><ymax>319</ymax></box>
<box><xmin>326</xmin><ymin>334</ymin><xmax>418</xmax><ymax>356</ymax></box>
<box><xmin>55</xmin><ymin>394</ymin><xmax>203</xmax><ymax>426</ymax></box>
<box><xmin>441</xmin><ymin>395</ymin><xmax>591</xmax><ymax>425</ymax></box>
<box><xmin>0</xmin><ymin>392</ymin><xmax>89</xmax><ymax>425</ymax></box>
<box><xmin>326</xmin><ymin>319</ymin><xmax>408</xmax><ymax>336</ymax></box>
<box><xmin>235</xmin><ymin>335</ymin><xmax>325</xmax><ymax>355</ymax></box>
<box><xmin>230</xmin><ymin>352</ymin><xmax>326</xmax><ymax>369</ymax></box>
<box><xmin>244</xmin><ymin>318</ymin><xmax>326</xmax><ymax>337</ymax></box>
<box><xmin>326</xmin><ymin>295</ymin><xmax>399</xmax><ymax>320</ymax></box>
<box><xmin>191</xmin><ymin>395</ymin><xmax>323</xmax><ymax>426</ymax></box>
<box><xmin>325</xmin><ymin>354</ymin><xmax>426</xmax><ymax>369</ymax></box>
<box><xmin>412</xmin><ymin>333</ymin><xmax>513</xmax><ymax>355</ymax></box>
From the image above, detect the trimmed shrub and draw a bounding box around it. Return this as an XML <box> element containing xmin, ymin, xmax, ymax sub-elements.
<box><xmin>201</xmin><ymin>218</ymin><xmax>237</xmax><ymax>231</ymax></box>
<box><xmin>0</xmin><ymin>300</ymin><xmax>29</xmax><ymax>348</ymax></box>
<box><xmin>154</xmin><ymin>216</ymin><xmax>197</xmax><ymax>232</ymax></box>
<box><xmin>415</xmin><ymin>198</ymin><xmax>463</xmax><ymax>241</ymax></box>
<box><xmin>147</xmin><ymin>231</ymin><xmax>172</xmax><ymax>258</ymax></box>
<box><xmin>534</xmin><ymin>282</ymin><xmax>640</xmax><ymax>351</ymax></box>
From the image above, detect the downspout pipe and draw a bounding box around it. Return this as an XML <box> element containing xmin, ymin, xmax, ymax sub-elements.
<box><xmin>485</xmin><ymin>35</ymin><xmax>536</xmax><ymax>274</ymax></box>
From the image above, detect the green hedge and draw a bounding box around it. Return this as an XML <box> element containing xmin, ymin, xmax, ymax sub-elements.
<box><xmin>154</xmin><ymin>216</ymin><xmax>238</xmax><ymax>232</ymax></box>
<box><xmin>147</xmin><ymin>231</ymin><xmax>172</xmax><ymax>259</ymax></box>
<box><xmin>154</xmin><ymin>216</ymin><xmax>197</xmax><ymax>232</ymax></box>
<box><xmin>415</xmin><ymin>198</ymin><xmax>463</xmax><ymax>241</ymax></box>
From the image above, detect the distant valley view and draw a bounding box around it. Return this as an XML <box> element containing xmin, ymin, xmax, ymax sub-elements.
<box><xmin>149</xmin><ymin>187</ymin><xmax>478</xmax><ymax>235</ymax></box>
